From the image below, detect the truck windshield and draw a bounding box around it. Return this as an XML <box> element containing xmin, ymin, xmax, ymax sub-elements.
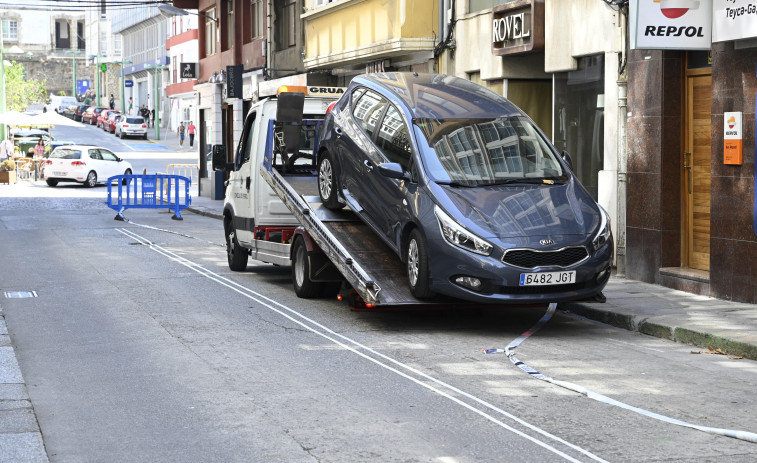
<box><xmin>415</xmin><ymin>117</ymin><xmax>567</xmax><ymax>187</ymax></box>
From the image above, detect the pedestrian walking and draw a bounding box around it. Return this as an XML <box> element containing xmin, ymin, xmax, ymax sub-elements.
<box><xmin>109</xmin><ymin>94</ymin><xmax>115</xmax><ymax>110</ymax></box>
<box><xmin>128</xmin><ymin>97</ymin><xmax>133</xmax><ymax>115</ymax></box>
<box><xmin>0</xmin><ymin>136</ymin><xmax>13</xmax><ymax>160</ymax></box>
<box><xmin>187</xmin><ymin>121</ymin><xmax>196</xmax><ymax>148</ymax></box>
<box><xmin>150</xmin><ymin>109</ymin><xmax>155</xmax><ymax>128</ymax></box>
<box><xmin>177</xmin><ymin>122</ymin><xmax>186</xmax><ymax>150</ymax></box>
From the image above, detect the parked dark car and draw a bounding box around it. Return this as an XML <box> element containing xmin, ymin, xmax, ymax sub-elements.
<box><xmin>73</xmin><ymin>104</ymin><xmax>90</xmax><ymax>122</ymax></box>
<box><xmin>62</xmin><ymin>104</ymin><xmax>79</xmax><ymax>119</ymax></box>
<box><xmin>317</xmin><ymin>72</ymin><xmax>613</xmax><ymax>303</ymax></box>
<box><xmin>81</xmin><ymin>107</ymin><xmax>108</xmax><ymax>125</ymax></box>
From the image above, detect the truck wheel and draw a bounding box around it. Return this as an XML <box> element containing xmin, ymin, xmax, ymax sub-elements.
<box><xmin>225</xmin><ymin>220</ymin><xmax>248</xmax><ymax>271</ymax></box>
<box><xmin>292</xmin><ymin>237</ymin><xmax>319</xmax><ymax>298</ymax></box>
<box><xmin>407</xmin><ymin>229</ymin><xmax>434</xmax><ymax>299</ymax></box>
<box><xmin>318</xmin><ymin>151</ymin><xmax>343</xmax><ymax>210</ymax></box>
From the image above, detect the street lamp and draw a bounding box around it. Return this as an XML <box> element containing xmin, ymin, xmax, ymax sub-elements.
<box><xmin>145</xmin><ymin>64</ymin><xmax>169</xmax><ymax>140</ymax></box>
<box><xmin>88</xmin><ymin>53</ymin><xmax>106</xmax><ymax>107</ymax></box>
<box><xmin>65</xmin><ymin>50</ymin><xmax>83</xmax><ymax>99</ymax></box>
<box><xmin>117</xmin><ymin>59</ymin><xmax>133</xmax><ymax>114</ymax></box>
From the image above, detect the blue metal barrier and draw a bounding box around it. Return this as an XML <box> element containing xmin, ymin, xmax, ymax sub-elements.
<box><xmin>106</xmin><ymin>174</ymin><xmax>192</xmax><ymax>221</ymax></box>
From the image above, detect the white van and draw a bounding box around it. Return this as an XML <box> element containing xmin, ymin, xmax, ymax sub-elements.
<box><xmin>45</xmin><ymin>95</ymin><xmax>78</xmax><ymax>114</ymax></box>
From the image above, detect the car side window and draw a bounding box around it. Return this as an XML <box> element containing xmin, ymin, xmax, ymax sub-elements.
<box><xmin>239</xmin><ymin>111</ymin><xmax>257</xmax><ymax>166</ymax></box>
<box><xmin>353</xmin><ymin>90</ymin><xmax>387</xmax><ymax>140</ymax></box>
<box><xmin>100</xmin><ymin>150</ymin><xmax>118</xmax><ymax>162</ymax></box>
<box><xmin>375</xmin><ymin>104</ymin><xmax>412</xmax><ymax>171</ymax></box>
<box><xmin>350</xmin><ymin>88</ymin><xmax>366</xmax><ymax>111</ymax></box>
<box><xmin>89</xmin><ymin>150</ymin><xmax>102</xmax><ymax>160</ymax></box>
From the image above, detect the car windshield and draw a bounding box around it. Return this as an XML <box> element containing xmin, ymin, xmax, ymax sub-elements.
<box><xmin>125</xmin><ymin>117</ymin><xmax>144</xmax><ymax>124</ymax></box>
<box><xmin>49</xmin><ymin>149</ymin><xmax>81</xmax><ymax>159</ymax></box>
<box><xmin>415</xmin><ymin>117</ymin><xmax>567</xmax><ymax>186</ymax></box>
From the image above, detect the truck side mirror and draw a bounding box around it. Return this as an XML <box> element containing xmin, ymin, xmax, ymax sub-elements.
<box><xmin>561</xmin><ymin>151</ymin><xmax>573</xmax><ymax>172</ymax></box>
<box><xmin>211</xmin><ymin>144</ymin><xmax>228</xmax><ymax>172</ymax></box>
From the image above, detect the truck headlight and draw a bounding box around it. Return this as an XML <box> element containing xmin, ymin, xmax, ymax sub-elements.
<box><xmin>435</xmin><ymin>205</ymin><xmax>493</xmax><ymax>256</ymax></box>
<box><xmin>592</xmin><ymin>206</ymin><xmax>611</xmax><ymax>251</ymax></box>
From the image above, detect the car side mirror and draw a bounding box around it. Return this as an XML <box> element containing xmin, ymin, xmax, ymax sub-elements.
<box><xmin>377</xmin><ymin>162</ymin><xmax>411</xmax><ymax>182</ymax></box>
<box><xmin>211</xmin><ymin>144</ymin><xmax>232</xmax><ymax>172</ymax></box>
<box><xmin>561</xmin><ymin>151</ymin><xmax>573</xmax><ymax>172</ymax></box>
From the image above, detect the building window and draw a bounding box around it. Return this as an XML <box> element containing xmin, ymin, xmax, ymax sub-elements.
<box><xmin>113</xmin><ymin>34</ymin><xmax>122</xmax><ymax>56</ymax></box>
<box><xmin>224</xmin><ymin>0</ymin><xmax>234</xmax><ymax>51</ymax></box>
<box><xmin>553</xmin><ymin>54</ymin><xmax>605</xmax><ymax>201</ymax></box>
<box><xmin>468</xmin><ymin>0</ymin><xmax>518</xmax><ymax>14</ymax></box>
<box><xmin>251</xmin><ymin>0</ymin><xmax>263</xmax><ymax>39</ymax></box>
<box><xmin>205</xmin><ymin>8</ymin><xmax>217</xmax><ymax>56</ymax></box>
<box><xmin>275</xmin><ymin>0</ymin><xmax>296</xmax><ymax>49</ymax></box>
<box><xmin>315</xmin><ymin>0</ymin><xmax>334</xmax><ymax>5</ymax></box>
<box><xmin>2</xmin><ymin>19</ymin><xmax>18</xmax><ymax>42</ymax></box>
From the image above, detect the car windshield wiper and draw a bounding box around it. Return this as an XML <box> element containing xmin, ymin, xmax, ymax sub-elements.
<box><xmin>481</xmin><ymin>177</ymin><xmax>567</xmax><ymax>186</ymax></box>
<box><xmin>435</xmin><ymin>180</ymin><xmax>478</xmax><ymax>188</ymax></box>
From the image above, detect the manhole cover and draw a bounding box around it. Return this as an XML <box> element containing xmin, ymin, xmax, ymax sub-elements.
<box><xmin>4</xmin><ymin>291</ymin><xmax>38</xmax><ymax>298</ymax></box>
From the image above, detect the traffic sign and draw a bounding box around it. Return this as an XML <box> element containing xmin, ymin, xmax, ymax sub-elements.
<box><xmin>125</xmin><ymin>79</ymin><xmax>134</xmax><ymax>88</ymax></box>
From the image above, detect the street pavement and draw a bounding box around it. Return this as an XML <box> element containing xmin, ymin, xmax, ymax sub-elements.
<box><xmin>3</xmin><ymin>171</ymin><xmax>757</xmax><ymax>461</ymax></box>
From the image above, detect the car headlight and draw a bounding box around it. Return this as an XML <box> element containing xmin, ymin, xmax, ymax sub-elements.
<box><xmin>592</xmin><ymin>205</ymin><xmax>611</xmax><ymax>251</ymax></box>
<box><xmin>434</xmin><ymin>205</ymin><xmax>493</xmax><ymax>256</ymax></box>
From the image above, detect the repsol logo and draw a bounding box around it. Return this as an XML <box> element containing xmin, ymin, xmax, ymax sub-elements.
<box><xmin>644</xmin><ymin>25</ymin><xmax>704</xmax><ymax>37</ymax></box>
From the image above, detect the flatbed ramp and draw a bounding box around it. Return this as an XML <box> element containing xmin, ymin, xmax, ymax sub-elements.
<box><xmin>263</xmin><ymin>167</ymin><xmax>454</xmax><ymax>306</ymax></box>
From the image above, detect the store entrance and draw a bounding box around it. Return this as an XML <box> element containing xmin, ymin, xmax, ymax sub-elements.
<box><xmin>682</xmin><ymin>71</ymin><xmax>711</xmax><ymax>271</ymax></box>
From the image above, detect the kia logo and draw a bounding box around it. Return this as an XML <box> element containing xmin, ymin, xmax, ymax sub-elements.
<box><xmin>540</xmin><ymin>239</ymin><xmax>554</xmax><ymax>246</ymax></box>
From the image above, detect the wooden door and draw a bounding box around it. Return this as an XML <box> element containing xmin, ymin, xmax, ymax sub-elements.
<box><xmin>683</xmin><ymin>74</ymin><xmax>711</xmax><ymax>271</ymax></box>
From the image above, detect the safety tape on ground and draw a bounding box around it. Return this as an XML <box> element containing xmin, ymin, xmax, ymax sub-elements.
<box><xmin>484</xmin><ymin>302</ymin><xmax>757</xmax><ymax>444</ymax></box>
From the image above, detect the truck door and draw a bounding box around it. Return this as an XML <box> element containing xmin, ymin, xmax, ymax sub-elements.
<box><xmin>228</xmin><ymin>110</ymin><xmax>258</xmax><ymax>245</ymax></box>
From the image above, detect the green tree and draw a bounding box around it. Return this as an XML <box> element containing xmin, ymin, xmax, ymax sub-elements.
<box><xmin>4</xmin><ymin>60</ymin><xmax>47</xmax><ymax>111</ymax></box>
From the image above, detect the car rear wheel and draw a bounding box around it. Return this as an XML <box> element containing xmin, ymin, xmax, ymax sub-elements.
<box><xmin>318</xmin><ymin>151</ymin><xmax>342</xmax><ymax>210</ymax></box>
<box><xmin>407</xmin><ymin>229</ymin><xmax>434</xmax><ymax>299</ymax></box>
<box><xmin>46</xmin><ymin>179</ymin><xmax>58</xmax><ymax>187</ymax></box>
<box><xmin>84</xmin><ymin>171</ymin><xmax>97</xmax><ymax>188</ymax></box>
<box><xmin>225</xmin><ymin>218</ymin><xmax>248</xmax><ymax>271</ymax></box>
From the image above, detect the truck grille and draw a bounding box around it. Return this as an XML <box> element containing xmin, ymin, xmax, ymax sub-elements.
<box><xmin>502</xmin><ymin>246</ymin><xmax>589</xmax><ymax>270</ymax></box>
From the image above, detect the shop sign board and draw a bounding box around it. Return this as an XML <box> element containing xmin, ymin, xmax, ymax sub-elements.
<box><xmin>491</xmin><ymin>0</ymin><xmax>544</xmax><ymax>56</ymax></box>
<box><xmin>630</xmin><ymin>0</ymin><xmax>712</xmax><ymax>50</ymax></box>
<box><xmin>713</xmin><ymin>0</ymin><xmax>757</xmax><ymax>42</ymax></box>
<box><xmin>724</xmin><ymin>112</ymin><xmax>743</xmax><ymax>165</ymax></box>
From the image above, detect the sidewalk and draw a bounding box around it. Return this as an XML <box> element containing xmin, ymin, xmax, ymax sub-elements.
<box><xmin>188</xmin><ymin>194</ymin><xmax>757</xmax><ymax>361</ymax></box>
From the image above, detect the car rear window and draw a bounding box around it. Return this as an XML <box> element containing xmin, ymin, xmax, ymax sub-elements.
<box><xmin>125</xmin><ymin>117</ymin><xmax>144</xmax><ymax>124</ymax></box>
<box><xmin>49</xmin><ymin>149</ymin><xmax>82</xmax><ymax>159</ymax></box>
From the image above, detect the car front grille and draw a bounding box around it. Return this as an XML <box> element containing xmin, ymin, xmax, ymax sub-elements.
<box><xmin>502</xmin><ymin>246</ymin><xmax>589</xmax><ymax>270</ymax></box>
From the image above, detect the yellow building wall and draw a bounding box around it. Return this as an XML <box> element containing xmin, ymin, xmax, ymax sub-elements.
<box><xmin>304</xmin><ymin>0</ymin><xmax>438</xmax><ymax>69</ymax></box>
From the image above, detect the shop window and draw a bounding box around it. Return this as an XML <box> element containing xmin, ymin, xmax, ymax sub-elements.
<box><xmin>553</xmin><ymin>54</ymin><xmax>604</xmax><ymax>201</ymax></box>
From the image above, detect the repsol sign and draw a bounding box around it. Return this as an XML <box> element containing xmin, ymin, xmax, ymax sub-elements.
<box><xmin>644</xmin><ymin>25</ymin><xmax>705</xmax><ymax>38</ymax></box>
<box><xmin>492</xmin><ymin>1</ymin><xmax>544</xmax><ymax>56</ymax></box>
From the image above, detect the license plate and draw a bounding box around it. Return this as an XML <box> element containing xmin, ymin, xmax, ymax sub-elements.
<box><xmin>53</xmin><ymin>171</ymin><xmax>66</xmax><ymax>176</ymax></box>
<box><xmin>519</xmin><ymin>271</ymin><xmax>576</xmax><ymax>286</ymax></box>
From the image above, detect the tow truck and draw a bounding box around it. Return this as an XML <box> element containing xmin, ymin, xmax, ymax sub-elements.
<box><xmin>213</xmin><ymin>86</ymin><xmax>435</xmax><ymax>308</ymax></box>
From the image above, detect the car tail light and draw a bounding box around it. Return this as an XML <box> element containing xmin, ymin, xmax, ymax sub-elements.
<box><xmin>71</xmin><ymin>161</ymin><xmax>86</xmax><ymax>166</ymax></box>
<box><xmin>45</xmin><ymin>160</ymin><xmax>52</xmax><ymax>165</ymax></box>
<box><xmin>141</xmin><ymin>125</ymin><xmax>146</xmax><ymax>128</ymax></box>
<box><xmin>123</xmin><ymin>124</ymin><xmax>129</xmax><ymax>128</ymax></box>
<box><xmin>325</xmin><ymin>101</ymin><xmax>337</xmax><ymax>116</ymax></box>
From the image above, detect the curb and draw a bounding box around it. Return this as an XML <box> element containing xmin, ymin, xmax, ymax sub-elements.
<box><xmin>560</xmin><ymin>302</ymin><xmax>757</xmax><ymax>361</ymax></box>
<box><xmin>187</xmin><ymin>206</ymin><xmax>223</xmax><ymax>221</ymax></box>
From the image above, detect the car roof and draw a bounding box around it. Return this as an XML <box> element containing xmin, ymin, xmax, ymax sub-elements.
<box><xmin>353</xmin><ymin>72</ymin><xmax>522</xmax><ymax>120</ymax></box>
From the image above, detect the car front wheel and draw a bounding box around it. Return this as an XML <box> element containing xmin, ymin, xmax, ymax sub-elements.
<box><xmin>225</xmin><ymin>218</ymin><xmax>248</xmax><ymax>271</ymax></box>
<box><xmin>407</xmin><ymin>229</ymin><xmax>434</xmax><ymax>299</ymax></box>
<box><xmin>318</xmin><ymin>151</ymin><xmax>342</xmax><ymax>210</ymax></box>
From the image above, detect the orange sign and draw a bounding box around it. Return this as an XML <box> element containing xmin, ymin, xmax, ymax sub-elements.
<box><xmin>724</xmin><ymin>112</ymin><xmax>742</xmax><ymax>165</ymax></box>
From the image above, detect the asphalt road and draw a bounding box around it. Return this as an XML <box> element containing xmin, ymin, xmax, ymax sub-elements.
<box><xmin>1</xmin><ymin>123</ymin><xmax>757</xmax><ymax>462</ymax></box>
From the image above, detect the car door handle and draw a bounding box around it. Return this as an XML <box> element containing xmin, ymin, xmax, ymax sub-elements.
<box><xmin>364</xmin><ymin>160</ymin><xmax>374</xmax><ymax>172</ymax></box>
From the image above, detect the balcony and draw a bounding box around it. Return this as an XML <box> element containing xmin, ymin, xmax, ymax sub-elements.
<box><xmin>303</xmin><ymin>0</ymin><xmax>438</xmax><ymax>70</ymax></box>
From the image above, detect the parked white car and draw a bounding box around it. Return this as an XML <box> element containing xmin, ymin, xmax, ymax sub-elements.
<box><xmin>44</xmin><ymin>145</ymin><xmax>132</xmax><ymax>187</ymax></box>
<box><xmin>115</xmin><ymin>116</ymin><xmax>148</xmax><ymax>140</ymax></box>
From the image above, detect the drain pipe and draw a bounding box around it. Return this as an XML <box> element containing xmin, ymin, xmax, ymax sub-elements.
<box><xmin>616</xmin><ymin>80</ymin><xmax>627</xmax><ymax>277</ymax></box>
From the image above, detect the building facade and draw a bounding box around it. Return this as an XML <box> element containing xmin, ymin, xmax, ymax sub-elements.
<box><xmin>626</xmin><ymin>1</ymin><xmax>757</xmax><ymax>303</ymax></box>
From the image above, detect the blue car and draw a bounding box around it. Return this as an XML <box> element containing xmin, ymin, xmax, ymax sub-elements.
<box><xmin>317</xmin><ymin>72</ymin><xmax>612</xmax><ymax>303</ymax></box>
